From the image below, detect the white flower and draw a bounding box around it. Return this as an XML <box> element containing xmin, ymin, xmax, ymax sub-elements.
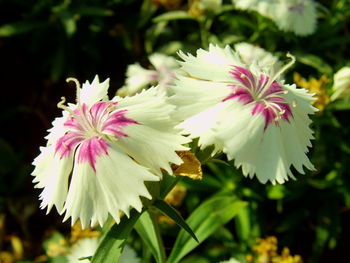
<box><xmin>32</xmin><ymin>76</ymin><xmax>189</xmax><ymax>228</ymax></box>
<box><xmin>219</xmin><ymin>258</ymin><xmax>242</xmax><ymax>263</ymax></box>
<box><xmin>234</xmin><ymin>42</ymin><xmax>282</xmax><ymax>72</ymax></box>
<box><xmin>331</xmin><ymin>67</ymin><xmax>350</xmax><ymax>101</ymax></box>
<box><xmin>117</xmin><ymin>53</ymin><xmax>179</xmax><ymax>96</ymax></box>
<box><xmin>67</xmin><ymin>238</ymin><xmax>98</xmax><ymax>263</ymax></box>
<box><xmin>232</xmin><ymin>0</ymin><xmax>317</xmax><ymax>36</ymax></box>
<box><xmin>66</xmin><ymin>238</ymin><xmax>140</xmax><ymax>263</ymax></box>
<box><xmin>171</xmin><ymin>44</ymin><xmax>316</xmax><ymax>184</ymax></box>
<box><xmin>199</xmin><ymin>0</ymin><xmax>222</xmax><ymax>12</ymax></box>
<box><xmin>119</xmin><ymin>245</ymin><xmax>141</xmax><ymax>263</ymax></box>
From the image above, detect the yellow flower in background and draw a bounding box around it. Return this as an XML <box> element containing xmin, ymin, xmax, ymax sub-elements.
<box><xmin>272</xmin><ymin>248</ymin><xmax>303</xmax><ymax>263</ymax></box>
<box><xmin>247</xmin><ymin>236</ymin><xmax>303</xmax><ymax>263</ymax></box>
<box><xmin>188</xmin><ymin>0</ymin><xmax>222</xmax><ymax>17</ymax></box>
<box><xmin>294</xmin><ymin>72</ymin><xmax>330</xmax><ymax>111</ymax></box>
<box><xmin>158</xmin><ymin>185</ymin><xmax>187</xmax><ymax>225</ymax></box>
<box><xmin>252</xmin><ymin>236</ymin><xmax>278</xmax><ymax>261</ymax></box>
<box><xmin>153</xmin><ymin>0</ymin><xmax>183</xmax><ymax>10</ymax></box>
<box><xmin>165</xmin><ymin>185</ymin><xmax>187</xmax><ymax>207</ymax></box>
<box><xmin>70</xmin><ymin>220</ymin><xmax>100</xmax><ymax>243</ymax></box>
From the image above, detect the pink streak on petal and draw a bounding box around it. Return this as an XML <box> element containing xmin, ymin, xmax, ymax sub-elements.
<box><xmin>223</xmin><ymin>88</ymin><xmax>254</xmax><ymax>104</ymax></box>
<box><xmin>64</xmin><ymin>117</ymin><xmax>82</xmax><ymax>130</ymax></box>
<box><xmin>230</xmin><ymin>66</ymin><xmax>256</xmax><ymax>90</ymax></box>
<box><xmin>90</xmin><ymin>102</ymin><xmax>108</xmax><ymax>127</ymax></box>
<box><xmin>77</xmin><ymin>137</ymin><xmax>109</xmax><ymax>172</ymax></box>
<box><xmin>102</xmin><ymin>109</ymin><xmax>138</xmax><ymax>137</ymax></box>
<box><xmin>252</xmin><ymin>102</ymin><xmax>265</xmax><ymax>115</ymax></box>
<box><xmin>55</xmin><ymin>132</ymin><xmax>84</xmax><ymax>158</ymax></box>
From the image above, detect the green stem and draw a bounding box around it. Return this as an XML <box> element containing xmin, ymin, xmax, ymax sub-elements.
<box><xmin>198</xmin><ymin>17</ymin><xmax>213</xmax><ymax>48</ymax></box>
<box><xmin>149</xmin><ymin>208</ymin><xmax>167</xmax><ymax>263</ymax></box>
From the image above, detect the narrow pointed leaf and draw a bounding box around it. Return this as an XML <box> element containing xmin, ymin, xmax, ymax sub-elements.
<box><xmin>91</xmin><ymin>209</ymin><xmax>142</xmax><ymax>263</ymax></box>
<box><xmin>153</xmin><ymin>11</ymin><xmax>194</xmax><ymax>23</ymax></box>
<box><xmin>134</xmin><ymin>211</ymin><xmax>166</xmax><ymax>263</ymax></box>
<box><xmin>167</xmin><ymin>195</ymin><xmax>247</xmax><ymax>263</ymax></box>
<box><xmin>153</xmin><ymin>200</ymin><xmax>198</xmax><ymax>243</ymax></box>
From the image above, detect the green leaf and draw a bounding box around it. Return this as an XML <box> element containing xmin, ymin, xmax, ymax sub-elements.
<box><xmin>167</xmin><ymin>195</ymin><xmax>247</xmax><ymax>263</ymax></box>
<box><xmin>153</xmin><ymin>11</ymin><xmax>194</xmax><ymax>23</ymax></box>
<box><xmin>0</xmin><ymin>21</ymin><xmax>45</xmax><ymax>37</ymax></box>
<box><xmin>235</xmin><ymin>205</ymin><xmax>251</xmax><ymax>243</ymax></box>
<box><xmin>296</xmin><ymin>54</ymin><xmax>333</xmax><ymax>75</ymax></box>
<box><xmin>134</xmin><ymin>211</ymin><xmax>166</xmax><ymax>263</ymax></box>
<box><xmin>138</xmin><ymin>0</ymin><xmax>157</xmax><ymax>28</ymax></box>
<box><xmin>153</xmin><ymin>200</ymin><xmax>198</xmax><ymax>243</ymax></box>
<box><xmin>267</xmin><ymin>184</ymin><xmax>287</xmax><ymax>200</ymax></box>
<box><xmin>91</xmin><ymin>209</ymin><xmax>142</xmax><ymax>263</ymax></box>
<box><xmin>329</xmin><ymin>100</ymin><xmax>350</xmax><ymax>111</ymax></box>
<box><xmin>72</xmin><ymin>7</ymin><xmax>114</xmax><ymax>16</ymax></box>
<box><xmin>159</xmin><ymin>173</ymin><xmax>180</xmax><ymax>199</ymax></box>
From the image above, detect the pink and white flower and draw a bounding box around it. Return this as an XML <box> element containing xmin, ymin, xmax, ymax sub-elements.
<box><xmin>32</xmin><ymin>76</ymin><xmax>188</xmax><ymax>228</ymax></box>
<box><xmin>171</xmin><ymin>44</ymin><xmax>316</xmax><ymax>184</ymax></box>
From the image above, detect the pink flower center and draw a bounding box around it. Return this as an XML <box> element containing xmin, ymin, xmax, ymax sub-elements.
<box><xmin>55</xmin><ymin>101</ymin><xmax>137</xmax><ymax>171</ymax></box>
<box><xmin>223</xmin><ymin>66</ymin><xmax>293</xmax><ymax>129</ymax></box>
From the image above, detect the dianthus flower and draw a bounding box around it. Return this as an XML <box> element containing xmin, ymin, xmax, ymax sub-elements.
<box><xmin>232</xmin><ymin>0</ymin><xmax>317</xmax><ymax>36</ymax></box>
<box><xmin>32</xmin><ymin>76</ymin><xmax>188</xmax><ymax>228</ymax></box>
<box><xmin>331</xmin><ymin>67</ymin><xmax>350</xmax><ymax>101</ymax></box>
<box><xmin>171</xmin><ymin>44</ymin><xmax>316</xmax><ymax>184</ymax></box>
<box><xmin>117</xmin><ymin>53</ymin><xmax>179</xmax><ymax>97</ymax></box>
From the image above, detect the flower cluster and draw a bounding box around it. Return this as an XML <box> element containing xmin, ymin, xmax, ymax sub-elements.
<box><xmin>32</xmin><ymin>44</ymin><xmax>316</xmax><ymax>229</ymax></box>
<box><xmin>117</xmin><ymin>53</ymin><xmax>179</xmax><ymax>97</ymax></box>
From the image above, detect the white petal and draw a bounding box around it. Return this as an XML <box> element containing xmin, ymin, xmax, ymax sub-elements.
<box><xmin>67</xmin><ymin>238</ymin><xmax>99</xmax><ymax>263</ymax></box>
<box><xmin>271</xmin><ymin>0</ymin><xmax>317</xmax><ymax>36</ymax></box>
<box><xmin>113</xmin><ymin>87</ymin><xmax>190</xmax><ymax>175</ymax></box>
<box><xmin>178</xmin><ymin>102</ymin><xmax>229</xmax><ymax>154</ymax></box>
<box><xmin>45</xmin><ymin>110</ymin><xmax>70</xmax><ymax>146</ymax></box>
<box><xmin>62</xmin><ymin>142</ymin><xmax>158</xmax><ymax>228</ymax></box>
<box><xmin>118</xmin><ymin>64</ymin><xmax>158</xmax><ymax>97</ymax></box>
<box><xmin>32</xmin><ymin>145</ymin><xmax>73</xmax><ymax>213</ymax></box>
<box><xmin>234</xmin><ymin>42</ymin><xmax>282</xmax><ymax>72</ymax></box>
<box><xmin>117</xmin><ymin>124</ymin><xmax>188</xmax><ymax>176</ymax></box>
<box><xmin>149</xmin><ymin>53</ymin><xmax>179</xmax><ymax>71</ymax></box>
<box><xmin>216</xmin><ymin>94</ymin><xmax>315</xmax><ymax>184</ymax></box>
<box><xmin>217</xmin><ymin>105</ymin><xmax>292</xmax><ymax>184</ymax></box>
<box><xmin>120</xmin><ymin>245</ymin><xmax>141</xmax><ymax>263</ymax></box>
<box><xmin>115</xmin><ymin>87</ymin><xmax>178</xmax><ymax>132</ymax></box>
<box><xmin>80</xmin><ymin>75</ymin><xmax>110</xmax><ymax>105</ymax></box>
<box><xmin>170</xmin><ymin>76</ymin><xmax>232</xmax><ymax>121</ymax></box>
<box><xmin>331</xmin><ymin>67</ymin><xmax>350</xmax><ymax>101</ymax></box>
<box><xmin>178</xmin><ymin>44</ymin><xmax>243</xmax><ymax>81</ymax></box>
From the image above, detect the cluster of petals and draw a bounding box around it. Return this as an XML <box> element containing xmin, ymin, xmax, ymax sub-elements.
<box><xmin>232</xmin><ymin>0</ymin><xmax>317</xmax><ymax>36</ymax></box>
<box><xmin>234</xmin><ymin>42</ymin><xmax>282</xmax><ymax>73</ymax></box>
<box><xmin>170</xmin><ymin>44</ymin><xmax>316</xmax><ymax>184</ymax></box>
<box><xmin>117</xmin><ymin>53</ymin><xmax>179</xmax><ymax>97</ymax></box>
<box><xmin>331</xmin><ymin>67</ymin><xmax>350</xmax><ymax>101</ymax></box>
<box><xmin>67</xmin><ymin>237</ymin><xmax>140</xmax><ymax>263</ymax></box>
<box><xmin>32</xmin><ymin>76</ymin><xmax>189</xmax><ymax>228</ymax></box>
